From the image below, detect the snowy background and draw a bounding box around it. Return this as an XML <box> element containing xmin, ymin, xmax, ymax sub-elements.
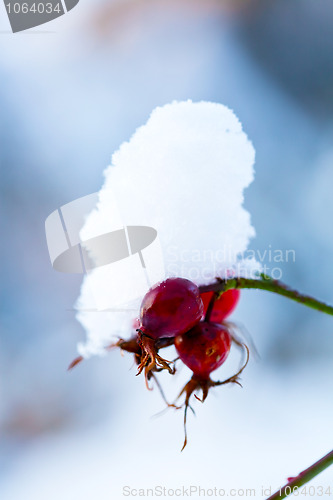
<box><xmin>1</xmin><ymin>0</ymin><xmax>333</xmax><ymax>498</ymax></box>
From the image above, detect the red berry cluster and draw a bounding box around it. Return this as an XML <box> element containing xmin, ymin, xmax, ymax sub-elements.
<box><xmin>70</xmin><ymin>277</ymin><xmax>249</xmax><ymax>450</ymax></box>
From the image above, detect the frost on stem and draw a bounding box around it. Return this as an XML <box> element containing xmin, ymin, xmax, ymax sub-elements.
<box><xmin>75</xmin><ymin>100</ymin><xmax>260</xmax><ymax>360</ymax></box>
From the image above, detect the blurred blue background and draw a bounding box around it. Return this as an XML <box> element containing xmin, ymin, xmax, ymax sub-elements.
<box><xmin>1</xmin><ymin>0</ymin><xmax>333</xmax><ymax>498</ymax></box>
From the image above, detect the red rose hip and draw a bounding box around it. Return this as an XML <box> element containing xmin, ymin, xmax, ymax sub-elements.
<box><xmin>200</xmin><ymin>289</ymin><xmax>240</xmax><ymax>323</ymax></box>
<box><xmin>175</xmin><ymin>321</ymin><xmax>232</xmax><ymax>378</ymax></box>
<box><xmin>137</xmin><ymin>277</ymin><xmax>204</xmax><ymax>383</ymax></box>
<box><xmin>140</xmin><ymin>277</ymin><xmax>204</xmax><ymax>338</ymax></box>
<box><xmin>173</xmin><ymin>321</ymin><xmax>249</xmax><ymax>450</ymax></box>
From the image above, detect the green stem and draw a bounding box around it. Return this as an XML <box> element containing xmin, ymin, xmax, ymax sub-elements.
<box><xmin>199</xmin><ymin>274</ymin><xmax>333</xmax><ymax>316</ymax></box>
<box><xmin>267</xmin><ymin>450</ymin><xmax>333</xmax><ymax>499</ymax></box>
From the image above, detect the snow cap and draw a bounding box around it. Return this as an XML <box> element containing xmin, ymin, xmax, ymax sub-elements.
<box><xmin>76</xmin><ymin>101</ymin><xmax>260</xmax><ymax>357</ymax></box>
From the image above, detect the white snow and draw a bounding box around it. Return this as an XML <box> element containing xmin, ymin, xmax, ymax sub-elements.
<box><xmin>76</xmin><ymin>100</ymin><xmax>260</xmax><ymax>357</ymax></box>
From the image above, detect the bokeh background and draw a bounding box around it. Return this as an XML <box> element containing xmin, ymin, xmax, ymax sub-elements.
<box><xmin>1</xmin><ymin>0</ymin><xmax>333</xmax><ymax>498</ymax></box>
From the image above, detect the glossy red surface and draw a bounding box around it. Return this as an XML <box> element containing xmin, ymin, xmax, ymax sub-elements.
<box><xmin>175</xmin><ymin>321</ymin><xmax>232</xmax><ymax>378</ymax></box>
<box><xmin>200</xmin><ymin>289</ymin><xmax>240</xmax><ymax>322</ymax></box>
<box><xmin>140</xmin><ymin>278</ymin><xmax>204</xmax><ymax>339</ymax></box>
